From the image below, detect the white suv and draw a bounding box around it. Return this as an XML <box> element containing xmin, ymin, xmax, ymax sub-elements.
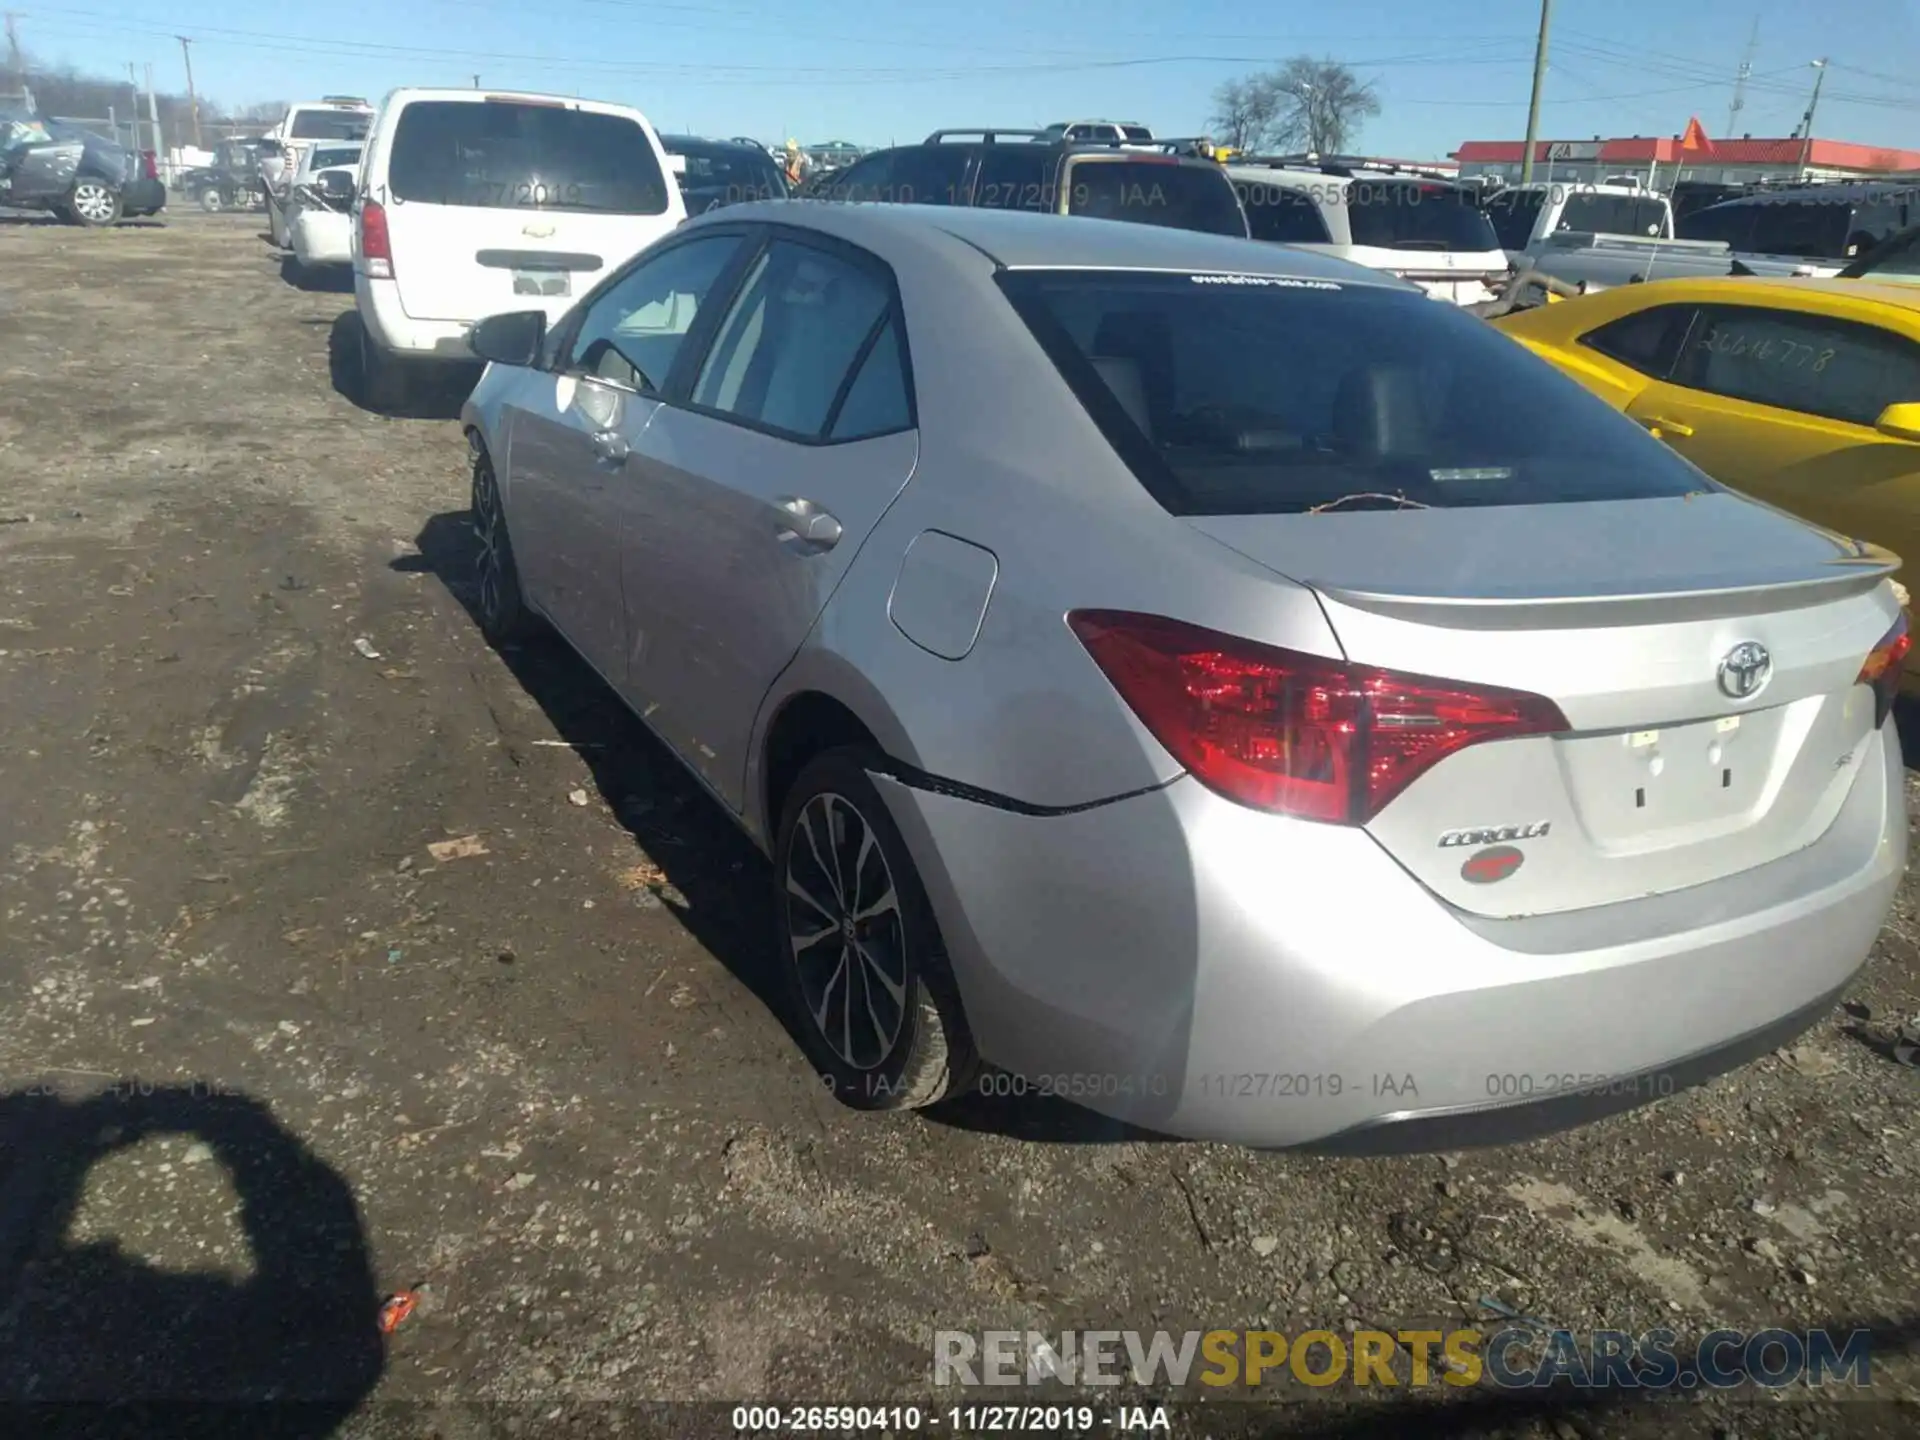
<box><xmin>348</xmin><ymin>88</ymin><xmax>688</xmax><ymax>411</ymax></box>
<box><xmin>1227</xmin><ymin>160</ymin><xmax>1510</xmax><ymax>306</ymax></box>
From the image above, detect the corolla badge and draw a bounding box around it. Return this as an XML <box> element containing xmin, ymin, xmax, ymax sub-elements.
<box><xmin>1717</xmin><ymin>641</ymin><xmax>1772</xmax><ymax>700</ymax></box>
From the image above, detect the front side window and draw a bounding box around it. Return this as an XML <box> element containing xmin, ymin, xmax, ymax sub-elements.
<box><xmin>565</xmin><ymin>235</ymin><xmax>744</xmax><ymax>392</ymax></box>
<box><xmin>1842</xmin><ymin>225</ymin><xmax>1920</xmax><ymax>282</ymax></box>
<box><xmin>388</xmin><ymin>100</ymin><xmax>669</xmax><ymax>215</ymax></box>
<box><xmin>691</xmin><ymin>240</ymin><xmax>902</xmax><ymax>440</ymax></box>
<box><xmin>1669</xmin><ymin>305</ymin><xmax>1920</xmax><ymax>428</ymax></box>
<box><xmin>1065</xmin><ymin>159</ymin><xmax>1247</xmax><ymax>236</ymax></box>
<box><xmin>998</xmin><ymin>269</ymin><xmax>1716</xmax><ymax>516</ymax></box>
<box><xmin>1236</xmin><ymin>182</ymin><xmax>1333</xmax><ymax>244</ymax></box>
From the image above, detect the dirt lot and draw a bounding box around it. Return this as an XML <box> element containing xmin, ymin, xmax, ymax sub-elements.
<box><xmin>1</xmin><ymin>210</ymin><xmax>1918</xmax><ymax>1439</ymax></box>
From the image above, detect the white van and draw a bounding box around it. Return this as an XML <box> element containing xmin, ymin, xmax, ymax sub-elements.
<box><xmin>263</xmin><ymin>96</ymin><xmax>374</xmax><ymax>247</ymax></box>
<box><xmin>348</xmin><ymin>88</ymin><xmax>688</xmax><ymax>410</ymax></box>
<box><xmin>1227</xmin><ymin>161</ymin><xmax>1511</xmax><ymax>306</ymax></box>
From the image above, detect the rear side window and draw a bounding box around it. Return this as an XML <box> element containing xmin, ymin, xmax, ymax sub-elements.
<box><xmin>1670</xmin><ymin>305</ymin><xmax>1920</xmax><ymax>427</ymax></box>
<box><xmin>692</xmin><ymin>241</ymin><xmax>904</xmax><ymax>440</ymax></box>
<box><xmin>1746</xmin><ymin>200</ymin><xmax>1851</xmax><ymax>259</ymax></box>
<box><xmin>997</xmin><ymin>270</ymin><xmax>1714</xmax><ymax>516</ymax></box>
<box><xmin>1236</xmin><ymin>182</ymin><xmax>1333</xmax><ymax>244</ymax></box>
<box><xmin>1483</xmin><ymin>189</ymin><xmax>1545</xmax><ymax>249</ymax></box>
<box><xmin>1557</xmin><ymin>193</ymin><xmax>1666</xmax><ymax>237</ymax></box>
<box><xmin>1346</xmin><ymin>181</ymin><xmax>1501</xmax><ymax>253</ymax></box>
<box><xmin>387</xmin><ymin>100</ymin><xmax>669</xmax><ymax>215</ymax></box>
<box><xmin>1066</xmin><ymin>160</ymin><xmax>1247</xmax><ymax>237</ymax></box>
<box><xmin>1578</xmin><ymin>304</ymin><xmax>1695</xmax><ymax>377</ymax></box>
<box><xmin>973</xmin><ymin>146</ymin><xmax>1057</xmax><ymax>212</ymax></box>
<box><xmin>290</xmin><ymin>110</ymin><xmax>369</xmax><ymax>141</ymax></box>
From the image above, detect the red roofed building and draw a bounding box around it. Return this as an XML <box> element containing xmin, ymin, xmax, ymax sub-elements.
<box><xmin>1451</xmin><ymin>134</ymin><xmax>1920</xmax><ymax>187</ymax></box>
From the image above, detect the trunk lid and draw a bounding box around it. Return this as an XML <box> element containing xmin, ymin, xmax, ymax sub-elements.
<box><xmin>1189</xmin><ymin>495</ymin><xmax>1902</xmax><ymax>918</ymax></box>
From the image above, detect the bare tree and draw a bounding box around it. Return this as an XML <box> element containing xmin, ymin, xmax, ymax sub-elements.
<box><xmin>1208</xmin><ymin>57</ymin><xmax>1381</xmax><ymax>156</ymax></box>
<box><xmin>1207</xmin><ymin>75</ymin><xmax>1280</xmax><ymax>153</ymax></box>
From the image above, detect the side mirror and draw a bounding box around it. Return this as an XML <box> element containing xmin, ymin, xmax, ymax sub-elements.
<box><xmin>468</xmin><ymin>310</ymin><xmax>547</xmax><ymax>368</ymax></box>
<box><xmin>1874</xmin><ymin>402</ymin><xmax>1920</xmax><ymax>443</ymax></box>
<box><xmin>666</xmin><ymin>153</ymin><xmax>688</xmax><ymax>175</ymax></box>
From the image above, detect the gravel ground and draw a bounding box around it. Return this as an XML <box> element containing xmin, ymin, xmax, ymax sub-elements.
<box><xmin>1</xmin><ymin>210</ymin><xmax>1917</xmax><ymax>1440</ymax></box>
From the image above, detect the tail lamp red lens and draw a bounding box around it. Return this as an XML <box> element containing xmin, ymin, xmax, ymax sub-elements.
<box><xmin>359</xmin><ymin>199</ymin><xmax>393</xmax><ymax>278</ymax></box>
<box><xmin>1858</xmin><ymin>612</ymin><xmax>1910</xmax><ymax>728</ymax></box>
<box><xmin>1068</xmin><ymin>610</ymin><xmax>1569</xmax><ymax>826</ymax></box>
<box><xmin>140</xmin><ymin>150</ymin><xmax>158</xmax><ymax>180</ymax></box>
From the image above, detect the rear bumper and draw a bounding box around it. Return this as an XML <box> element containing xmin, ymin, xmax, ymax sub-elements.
<box><xmin>878</xmin><ymin>720</ymin><xmax>1904</xmax><ymax>1150</ymax></box>
<box><xmin>354</xmin><ymin>277</ymin><xmax>477</xmax><ymax>360</ymax></box>
<box><xmin>292</xmin><ymin>210</ymin><xmax>352</xmax><ymax>266</ymax></box>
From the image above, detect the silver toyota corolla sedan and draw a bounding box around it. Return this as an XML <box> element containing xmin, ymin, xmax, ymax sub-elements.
<box><xmin>459</xmin><ymin>200</ymin><xmax>1909</xmax><ymax>1153</ymax></box>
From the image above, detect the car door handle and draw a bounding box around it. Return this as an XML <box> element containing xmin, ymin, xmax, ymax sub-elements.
<box><xmin>773</xmin><ymin>497</ymin><xmax>842</xmax><ymax>550</ymax></box>
<box><xmin>1639</xmin><ymin>415</ymin><xmax>1695</xmax><ymax>438</ymax></box>
<box><xmin>591</xmin><ymin>430</ymin><xmax>629</xmax><ymax>463</ymax></box>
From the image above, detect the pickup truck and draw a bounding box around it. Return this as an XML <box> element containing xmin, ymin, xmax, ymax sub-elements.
<box><xmin>1520</xmin><ymin>230</ymin><xmax>1842</xmax><ymax>288</ymax></box>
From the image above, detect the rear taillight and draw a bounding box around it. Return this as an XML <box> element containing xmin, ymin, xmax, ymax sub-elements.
<box><xmin>359</xmin><ymin>199</ymin><xmax>393</xmax><ymax>278</ymax></box>
<box><xmin>1068</xmin><ymin>610</ymin><xmax>1569</xmax><ymax>825</ymax></box>
<box><xmin>140</xmin><ymin>150</ymin><xmax>158</xmax><ymax>180</ymax></box>
<box><xmin>1858</xmin><ymin>612</ymin><xmax>1910</xmax><ymax>728</ymax></box>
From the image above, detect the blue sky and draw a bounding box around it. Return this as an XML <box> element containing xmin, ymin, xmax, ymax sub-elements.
<box><xmin>19</xmin><ymin>0</ymin><xmax>1920</xmax><ymax>157</ymax></box>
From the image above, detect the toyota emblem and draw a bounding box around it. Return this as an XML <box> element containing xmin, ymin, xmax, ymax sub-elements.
<box><xmin>1717</xmin><ymin>641</ymin><xmax>1772</xmax><ymax>700</ymax></box>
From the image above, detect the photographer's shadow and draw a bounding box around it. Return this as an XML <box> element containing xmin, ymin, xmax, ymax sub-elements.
<box><xmin>0</xmin><ymin>1085</ymin><xmax>383</xmax><ymax>1435</ymax></box>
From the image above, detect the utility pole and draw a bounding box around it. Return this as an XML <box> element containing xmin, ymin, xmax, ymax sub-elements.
<box><xmin>1519</xmin><ymin>0</ymin><xmax>1553</xmax><ymax>186</ymax></box>
<box><xmin>178</xmin><ymin>35</ymin><xmax>202</xmax><ymax>147</ymax></box>
<box><xmin>1796</xmin><ymin>58</ymin><xmax>1827</xmax><ymax>179</ymax></box>
<box><xmin>472</xmin><ymin>74</ymin><xmax>480</xmax><ymax>88</ymax></box>
<box><xmin>4</xmin><ymin>10</ymin><xmax>23</xmax><ymax>77</ymax></box>
<box><xmin>146</xmin><ymin>61</ymin><xmax>161</xmax><ymax>171</ymax></box>
<box><xmin>1726</xmin><ymin>18</ymin><xmax>1759</xmax><ymax>137</ymax></box>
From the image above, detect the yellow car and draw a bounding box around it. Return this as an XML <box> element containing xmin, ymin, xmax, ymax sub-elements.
<box><xmin>1493</xmin><ymin>275</ymin><xmax>1920</xmax><ymax>682</ymax></box>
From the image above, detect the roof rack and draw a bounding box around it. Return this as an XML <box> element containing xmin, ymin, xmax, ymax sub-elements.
<box><xmin>1237</xmin><ymin>152</ymin><xmax>1458</xmax><ymax>181</ymax></box>
<box><xmin>924</xmin><ymin>128</ymin><xmax>1048</xmax><ymax>144</ymax></box>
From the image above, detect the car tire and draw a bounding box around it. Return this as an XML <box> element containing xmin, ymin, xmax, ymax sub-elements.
<box><xmin>199</xmin><ymin>186</ymin><xmax>224</xmax><ymax>213</ymax></box>
<box><xmin>354</xmin><ymin>315</ymin><xmax>412</xmax><ymax>413</ymax></box>
<box><xmin>67</xmin><ymin>180</ymin><xmax>122</xmax><ymax>228</ymax></box>
<box><xmin>470</xmin><ymin>443</ymin><xmax>542</xmax><ymax>646</ymax></box>
<box><xmin>774</xmin><ymin>749</ymin><xmax>980</xmax><ymax>1112</ymax></box>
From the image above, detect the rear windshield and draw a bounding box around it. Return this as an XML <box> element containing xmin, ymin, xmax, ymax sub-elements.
<box><xmin>388</xmin><ymin>100</ymin><xmax>669</xmax><ymax>215</ymax></box>
<box><xmin>996</xmin><ymin>269</ymin><xmax>1715</xmax><ymax>517</ymax></box>
<box><xmin>1064</xmin><ymin>159</ymin><xmax>1247</xmax><ymax>237</ymax></box>
<box><xmin>1482</xmin><ymin>189</ymin><xmax>1544</xmax><ymax>249</ymax></box>
<box><xmin>1345</xmin><ymin>180</ymin><xmax>1500</xmax><ymax>253</ymax></box>
<box><xmin>289</xmin><ymin>109</ymin><xmax>370</xmax><ymax>141</ymax></box>
<box><xmin>1556</xmin><ymin>192</ymin><xmax>1667</xmax><ymax>237</ymax></box>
